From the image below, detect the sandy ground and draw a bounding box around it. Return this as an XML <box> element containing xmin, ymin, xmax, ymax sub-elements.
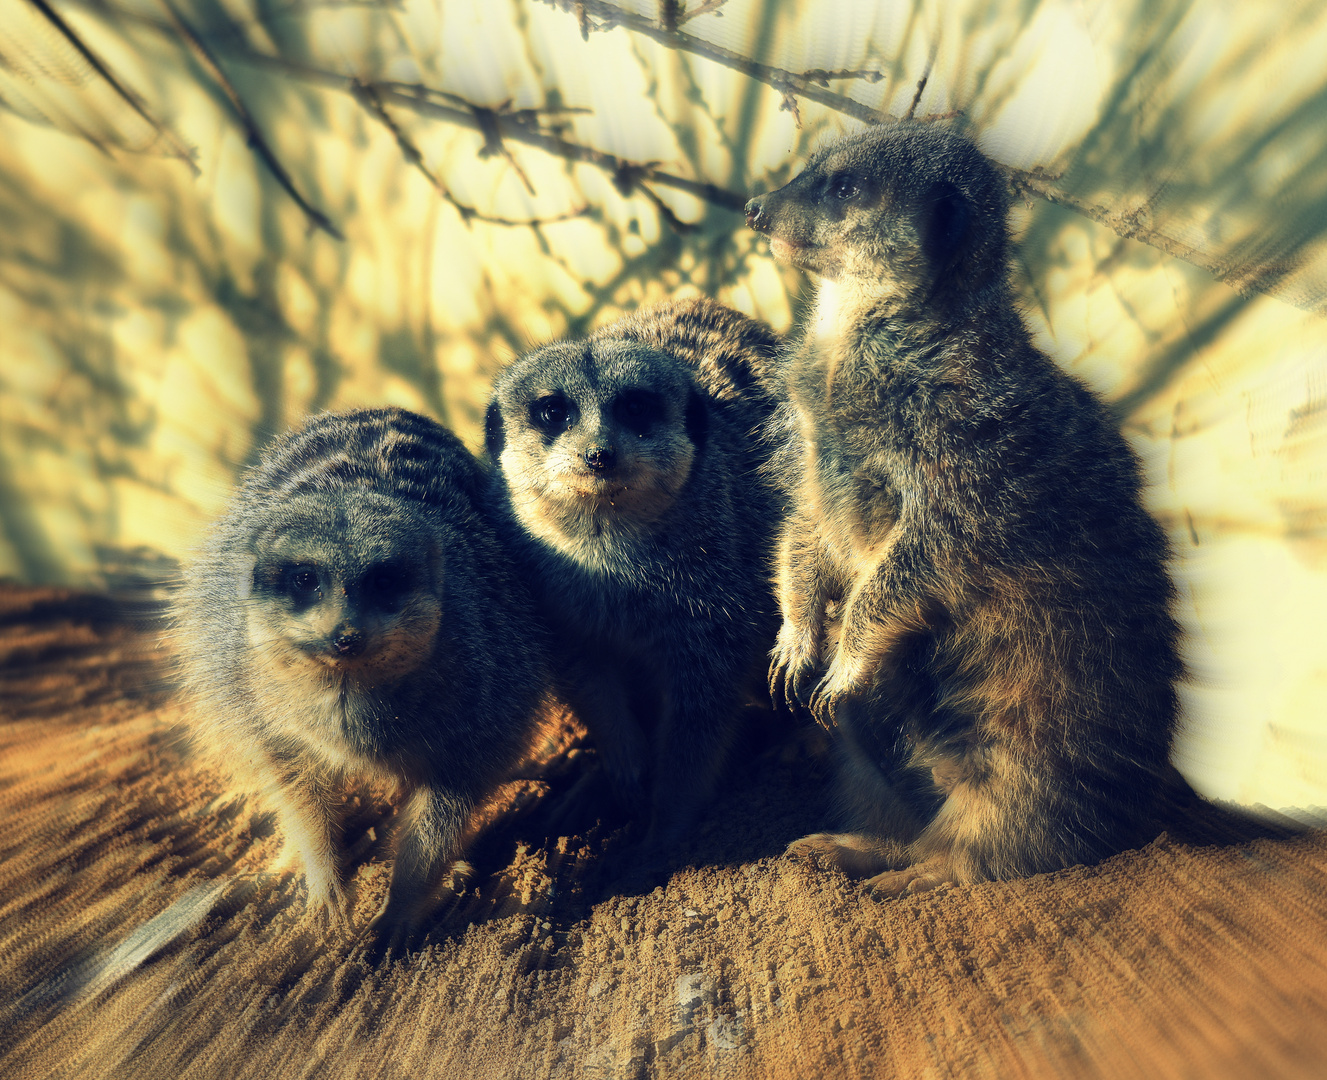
<box><xmin>2</xmin><ymin>582</ymin><xmax>1326</xmax><ymax>1080</ymax></box>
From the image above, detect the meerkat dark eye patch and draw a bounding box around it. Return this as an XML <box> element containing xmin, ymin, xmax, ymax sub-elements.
<box><xmin>613</xmin><ymin>389</ymin><xmax>665</xmax><ymax>436</ymax></box>
<box><xmin>828</xmin><ymin>172</ymin><xmax>861</xmax><ymax>201</ymax></box>
<box><xmin>530</xmin><ymin>393</ymin><xmax>574</xmax><ymax>436</ymax></box>
<box><xmin>924</xmin><ymin>182</ymin><xmax>972</xmax><ymax>270</ymax></box>
<box><xmin>276</xmin><ymin>564</ymin><xmax>323</xmax><ymax>606</ymax></box>
<box><xmin>361</xmin><ymin>562</ymin><xmax>413</xmax><ymax>610</ymax></box>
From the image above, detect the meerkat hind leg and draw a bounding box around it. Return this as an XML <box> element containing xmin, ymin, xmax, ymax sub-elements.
<box><xmin>787</xmin><ymin>695</ymin><xmax>933</xmax><ymax>880</ymax></box>
<box><xmin>864</xmin><ymin>858</ymin><xmax>957</xmax><ymax>897</ymax></box>
<box><xmin>874</xmin><ymin>741</ymin><xmax>1117</xmax><ymax>898</ymax></box>
<box><xmin>786</xmin><ymin>832</ymin><xmax>913</xmax><ymax>877</ymax></box>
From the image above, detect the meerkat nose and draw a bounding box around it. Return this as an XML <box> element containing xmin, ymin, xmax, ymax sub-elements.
<box><xmin>332</xmin><ymin>627</ymin><xmax>364</xmax><ymax>656</ymax></box>
<box><xmin>744</xmin><ymin>198</ymin><xmax>768</xmax><ymax>231</ymax></box>
<box><xmin>583</xmin><ymin>444</ymin><xmax>617</xmax><ymax>473</ymax></box>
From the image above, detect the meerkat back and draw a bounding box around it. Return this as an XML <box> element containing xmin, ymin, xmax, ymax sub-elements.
<box><xmin>747</xmin><ymin>124</ymin><xmax>1185</xmax><ymax>893</ymax></box>
<box><xmin>174</xmin><ymin>407</ymin><xmax>549</xmax><ymax>954</ymax></box>
<box><xmin>483</xmin><ymin>299</ymin><xmax>783</xmax><ymax>849</ymax></box>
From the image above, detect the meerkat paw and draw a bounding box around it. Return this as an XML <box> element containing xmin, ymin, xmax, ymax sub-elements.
<box><xmin>361</xmin><ymin>896</ymin><xmax>435</xmax><ymax>964</ymax></box>
<box><xmin>361</xmin><ymin>913</ymin><xmax>421</xmax><ymax>965</ymax></box>
<box><xmin>865</xmin><ymin>859</ymin><xmax>957</xmax><ymax>899</ymax></box>
<box><xmin>304</xmin><ymin>872</ymin><xmax>349</xmax><ymax>929</ymax></box>
<box><xmin>806</xmin><ymin>648</ymin><xmax>875</xmax><ymax>726</ymax></box>
<box><xmin>769</xmin><ymin>624</ymin><xmax>821</xmax><ymax>713</ymax></box>
<box><xmin>786</xmin><ymin>832</ymin><xmax>907</xmax><ymax>877</ymax></box>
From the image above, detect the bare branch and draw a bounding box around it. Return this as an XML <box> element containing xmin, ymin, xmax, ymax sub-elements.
<box><xmin>160</xmin><ymin>0</ymin><xmax>343</xmax><ymax>240</ymax></box>
<box><xmin>543</xmin><ymin>0</ymin><xmax>1317</xmax><ymax>313</ymax></box>
<box><xmin>543</xmin><ymin>0</ymin><xmax>887</xmax><ymax>126</ymax></box>
<box><xmin>350</xmin><ymin>81</ymin><xmax>588</xmax><ymax>228</ymax></box>
<box><xmin>22</xmin><ymin>0</ymin><xmax>198</xmax><ymax>173</ymax></box>
<box><xmin>1007</xmin><ymin>167</ymin><xmax>1303</xmax><ymax>306</ymax></box>
<box><xmin>189</xmin><ymin>44</ymin><xmax>747</xmax><ymax>220</ymax></box>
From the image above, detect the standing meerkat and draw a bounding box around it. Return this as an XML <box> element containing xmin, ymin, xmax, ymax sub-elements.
<box><xmin>484</xmin><ymin>298</ymin><xmax>783</xmax><ymax>848</ymax></box>
<box><xmin>745</xmin><ymin>124</ymin><xmax>1185</xmax><ymax>894</ymax></box>
<box><xmin>174</xmin><ymin>407</ymin><xmax>549</xmax><ymax>952</ymax></box>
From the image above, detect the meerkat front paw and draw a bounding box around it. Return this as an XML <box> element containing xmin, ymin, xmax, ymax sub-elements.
<box><xmin>304</xmin><ymin>870</ymin><xmax>349</xmax><ymax>929</ymax></box>
<box><xmin>768</xmin><ymin>622</ymin><xmax>821</xmax><ymax>713</ymax></box>
<box><xmin>805</xmin><ymin>649</ymin><xmax>873</xmax><ymax>725</ymax></box>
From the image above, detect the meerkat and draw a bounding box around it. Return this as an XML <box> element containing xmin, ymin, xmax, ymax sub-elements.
<box><xmin>484</xmin><ymin>298</ymin><xmax>783</xmax><ymax>849</ymax></box>
<box><xmin>174</xmin><ymin>407</ymin><xmax>549</xmax><ymax>952</ymax></box>
<box><xmin>745</xmin><ymin>123</ymin><xmax>1185</xmax><ymax>894</ymax></box>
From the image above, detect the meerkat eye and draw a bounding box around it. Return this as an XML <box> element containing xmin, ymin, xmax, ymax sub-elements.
<box><xmin>614</xmin><ymin>389</ymin><xmax>663</xmax><ymax>436</ymax></box>
<box><xmin>829</xmin><ymin>173</ymin><xmax>860</xmax><ymax>201</ymax></box>
<box><xmin>531</xmin><ymin>394</ymin><xmax>572</xmax><ymax>433</ymax></box>
<box><xmin>280</xmin><ymin>565</ymin><xmax>322</xmax><ymax>602</ymax></box>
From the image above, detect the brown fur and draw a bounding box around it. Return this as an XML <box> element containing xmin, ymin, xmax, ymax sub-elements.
<box><xmin>747</xmin><ymin>123</ymin><xmax>1186</xmax><ymax>891</ymax></box>
<box><xmin>174</xmin><ymin>408</ymin><xmax>550</xmax><ymax>953</ymax></box>
<box><xmin>484</xmin><ymin>299</ymin><xmax>784</xmax><ymax>847</ymax></box>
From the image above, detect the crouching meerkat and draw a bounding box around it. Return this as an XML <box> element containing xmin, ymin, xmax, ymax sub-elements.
<box><xmin>174</xmin><ymin>407</ymin><xmax>549</xmax><ymax>952</ymax></box>
<box><xmin>746</xmin><ymin>123</ymin><xmax>1185</xmax><ymax>894</ymax></box>
<box><xmin>484</xmin><ymin>298</ymin><xmax>783</xmax><ymax>848</ymax></box>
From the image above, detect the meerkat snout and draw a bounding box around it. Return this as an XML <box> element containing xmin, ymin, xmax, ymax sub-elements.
<box><xmin>331</xmin><ymin>626</ymin><xmax>363</xmax><ymax>656</ymax></box>
<box><xmin>583</xmin><ymin>444</ymin><xmax>616</xmax><ymax>472</ymax></box>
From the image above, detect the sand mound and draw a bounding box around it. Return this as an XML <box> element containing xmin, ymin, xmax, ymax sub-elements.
<box><xmin>1</xmin><ymin>583</ymin><xmax>1324</xmax><ymax>1079</ymax></box>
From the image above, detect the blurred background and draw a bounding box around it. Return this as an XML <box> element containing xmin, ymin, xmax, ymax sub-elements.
<box><xmin>1</xmin><ymin>0</ymin><xmax>1324</xmax><ymax>809</ymax></box>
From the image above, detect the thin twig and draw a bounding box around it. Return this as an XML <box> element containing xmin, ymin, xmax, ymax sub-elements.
<box><xmin>22</xmin><ymin>0</ymin><xmax>198</xmax><ymax>173</ymax></box>
<box><xmin>350</xmin><ymin>81</ymin><xmax>588</xmax><ymax>228</ymax></box>
<box><xmin>373</xmin><ymin>81</ymin><xmax>591</xmax><ymax>122</ymax></box>
<box><xmin>472</xmin><ymin>103</ymin><xmax>537</xmax><ymax>195</ymax></box>
<box><xmin>905</xmin><ymin>58</ymin><xmax>931</xmax><ymax>121</ymax></box>
<box><xmin>676</xmin><ymin>0</ymin><xmax>728</xmax><ymax>26</ymax></box>
<box><xmin>544</xmin><ymin>0</ymin><xmax>886</xmax><ymax>126</ymax></box>
<box><xmin>160</xmin><ymin>0</ymin><xmax>343</xmax><ymax>240</ymax></box>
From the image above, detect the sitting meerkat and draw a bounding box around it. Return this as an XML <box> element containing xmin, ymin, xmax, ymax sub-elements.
<box><xmin>745</xmin><ymin>123</ymin><xmax>1185</xmax><ymax>894</ymax></box>
<box><xmin>174</xmin><ymin>407</ymin><xmax>549</xmax><ymax>952</ymax></box>
<box><xmin>484</xmin><ymin>298</ymin><xmax>783</xmax><ymax>848</ymax></box>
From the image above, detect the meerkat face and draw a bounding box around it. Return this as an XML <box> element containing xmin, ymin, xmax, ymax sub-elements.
<box><xmin>745</xmin><ymin>123</ymin><xmax>1009</xmax><ymax>305</ymax></box>
<box><xmin>486</xmin><ymin>340</ymin><xmax>708</xmax><ymax>550</ymax></box>
<box><xmin>238</xmin><ymin>492</ymin><xmax>444</xmax><ymax>688</ymax></box>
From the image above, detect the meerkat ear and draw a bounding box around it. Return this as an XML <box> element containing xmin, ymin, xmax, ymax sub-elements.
<box><xmin>685</xmin><ymin>388</ymin><xmax>709</xmax><ymax>452</ymax></box>
<box><xmin>924</xmin><ymin>181</ymin><xmax>973</xmax><ymax>272</ymax></box>
<box><xmin>484</xmin><ymin>399</ymin><xmax>505</xmax><ymax>459</ymax></box>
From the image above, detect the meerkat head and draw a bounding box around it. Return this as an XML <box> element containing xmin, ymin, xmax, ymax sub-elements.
<box><xmin>745</xmin><ymin>123</ymin><xmax>1010</xmax><ymax>311</ymax></box>
<box><xmin>236</xmin><ymin>490</ymin><xmax>444</xmax><ymax>688</ymax></box>
<box><xmin>486</xmin><ymin>339</ymin><xmax>708</xmax><ymax>550</ymax></box>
